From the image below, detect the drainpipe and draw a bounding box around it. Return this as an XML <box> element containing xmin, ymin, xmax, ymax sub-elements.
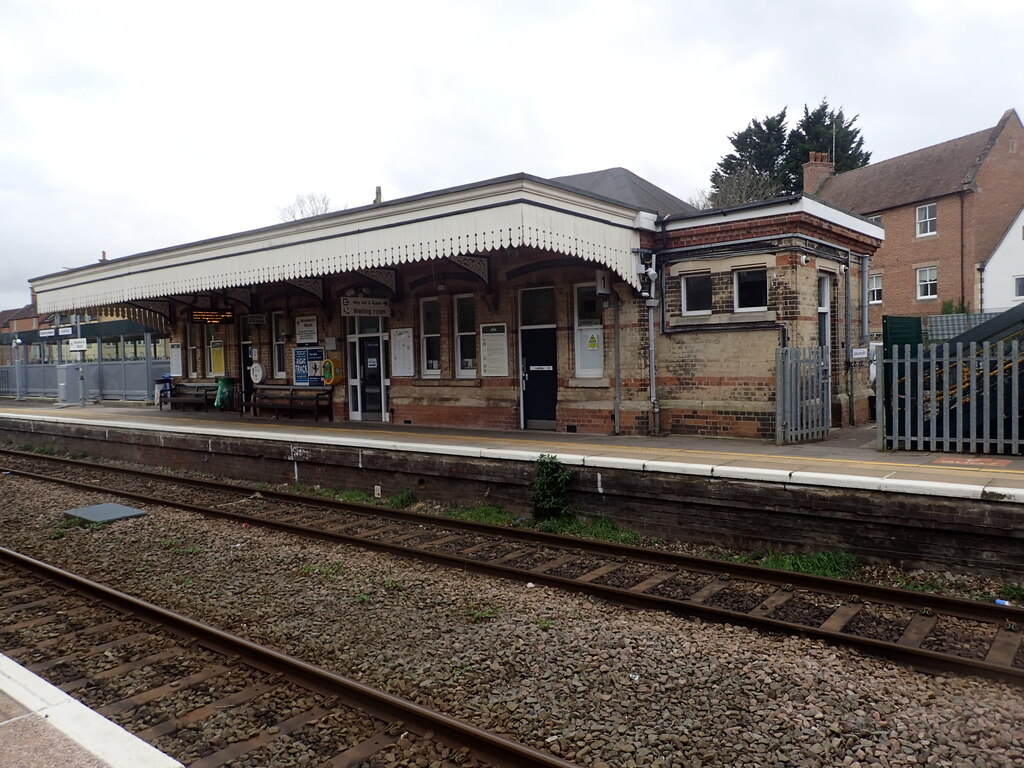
<box><xmin>860</xmin><ymin>254</ymin><xmax>870</xmax><ymax>345</ymax></box>
<box><xmin>613</xmin><ymin>291</ymin><xmax>622</xmax><ymax>435</ymax></box>
<box><xmin>646</xmin><ymin>252</ymin><xmax>660</xmax><ymax>436</ymax></box>
<box><xmin>844</xmin><ymin>251</ymin><xmax>855</xmax><ymax>426</ymax></box>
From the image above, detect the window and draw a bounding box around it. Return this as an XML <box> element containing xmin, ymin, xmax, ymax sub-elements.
<box><xmin>916</xmin><ymin>203</ymin><xmax>937</xmax><ymax>237</ymax></box>
<box><xmin>1014</xmin><ymin>277</ymin><xmax>1024</xmax><ymax>300</ymax></box>
<box><xmin>681</xmin><ymin>273</ymin><xmax>712</xmax><ymax>315</ymax></box>
<box><xmin>734</xmin><ymin>268</ymin><xmax>768</xmax><ymax>311</ymax></box>
<box><xmin>916</xmin><ymin>266</ymin><xmax>938</xmax><ymax>299</ymax></box>
<box><xmin>868</xmin><ymin>274</ymin><xmax>882</xmax><ymax>304</ymax></box>
<box><xmin>453</xmin><ymin>295</ymin><xmax>476</xmax><ymax>378</ymax></box>
<box><xmin>867</xmin><ymin>215</ymin><xmax>882</xmax><ymax>227</ymax></box>
<box><xmin>574</xmin><ymin>284</ymin><xmax>603</xmax><ymax>377</ymax></box>
<box><xmin>101</xmin><ymin>336</ymin><xmax>121</xmax><ymax>362</ymax></box>
<box><xmin>204</xmin><ymin>325</ymin><xmax>225</xmax><ymax>376</ymax></box>
<box><xmin>818</xmin><ymin>274</ymin><xmax>831</xmax><ymax>350</ymax></box>
<box><xmin>186</xmin><ymin>323</ymin><xmax>199</xmax><ymax>377</ymax></box>
<box><xmin>420</xmin><ymin>297</ymin><xmax>441</xmax><ymax>377</ymax></box>
<box><xmin>271</xmin><ymin>312</ymin><xmax>287</xmax><ymax>378</ymax></box>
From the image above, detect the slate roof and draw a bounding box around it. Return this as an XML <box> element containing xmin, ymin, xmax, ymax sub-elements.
<box><xmin>550</xmin><ymin>167</ymin><xmax>696</xmax><ymax>217</ymax></box>
<box><xmin>815</xmin><ymin>110</ymin><xmax>1018</xmax><ymax>214</ymax></box>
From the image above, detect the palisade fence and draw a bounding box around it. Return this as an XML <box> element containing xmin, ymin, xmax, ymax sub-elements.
<box><xmin>878</xmin><ymin>340</ymin><xmax>1024</xmax><ymax>454</ymax></box>
<box><xmin>776</xmin><ymin>346</ymin><xmax>831</xmax><ymax>444</ymax></box>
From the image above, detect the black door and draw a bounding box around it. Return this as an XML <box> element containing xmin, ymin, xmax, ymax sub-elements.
<box><xmin>521</xmin><ymin>327</ymin><xmax>557</xmax><ymax>429</ymax></box>
<box><xmin>359</xmin><ymin>336</ymin><xmax>383</xmax><ymax>419</ymax></box>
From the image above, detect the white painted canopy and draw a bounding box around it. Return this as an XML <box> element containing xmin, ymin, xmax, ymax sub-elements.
<box><xmin>34</xmin><ymin>175</ymin><xmax>648</xmax><ymax>313</ymax></box>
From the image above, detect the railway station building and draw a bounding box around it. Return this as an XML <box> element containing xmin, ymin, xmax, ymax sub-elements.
<box><xmin>28</xmin><ymin>169</ymin><xmax>883</xmax><ymax>438</ymax></box>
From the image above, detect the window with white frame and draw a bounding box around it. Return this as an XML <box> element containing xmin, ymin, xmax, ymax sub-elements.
<box><xmin>420</xmin><ymin>297</ymin><xmax>441</xmax><ymax>377</ymax></box>
<box><xmin>681</xmin><ymin>272</ymin><xmax>712</xmax><ymax>315</ymax></box>
<box><xmin>271</xmin><ymin>311</ymin><xmax>287</xmax><ymax>378</ymax></box>
<box><xmin>868</xmin><ymin>274</ymin><xmax>883</xmax><ymax>304</ymax></box>
<box><xmin>204</xmin><ymin>325</ymin><xmax>225</xmax><ymax>376</ymax></box>
<box><xmin>574</xmin><ymin>284</ymin><xmax>603</xmax><ymax>377</ymax></box>
<box><xmin>916</xmin><ymin>266</ymin><xmax>938</xmax><ymax>299</ymax></box>
<box><xmin>187</xmin><ymin>323</ymin><xmax>199</xmax><ymax>377</ymax></box>
<box><xmin>734</xmin><ymin>267</ymin><xmax>768</xmax><ymax>311</ymax></box>
<box><xmin>1014</xmin><ymin>276</ymin><xmax>1024</xmax><ymax>300</ymax></box>
<box><xmin>916</xmin><ymin>203</ymin><xmax>937</xmax><ymax>237</ymax></box>
<box><xmin>453</xmin><ymin>294</ymin><xmax>476</xmax><ymax>378</ymax></box>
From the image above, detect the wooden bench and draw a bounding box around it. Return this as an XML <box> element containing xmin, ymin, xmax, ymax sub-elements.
<box><xmin>241</xmin><ymin>385</ymin><xmax>333</xmax><ymax>422</ymax></box>
<box><xmin>158</xmin><ymin>382</ymin><xmax>219</xmax><ymax>412</ymax></box>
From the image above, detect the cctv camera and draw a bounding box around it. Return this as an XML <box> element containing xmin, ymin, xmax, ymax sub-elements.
<box><xmin>641</xmin><ymin>290</ymin><xmax>650</xmax><ymax>298</ymax></box>
<box><xmin>646</xmin><ymin>267</ymin><xmax>657</xmax><ymax>280</ymax></box>
<box><xmin>800</xmin><ymin>255</ymin><xmax>811</xmax><ymax>265</ymax></box>
<box><xmin>840</xmin><ymin>264</ymin><xmax>848</xmax><ymax>274</ymax></box>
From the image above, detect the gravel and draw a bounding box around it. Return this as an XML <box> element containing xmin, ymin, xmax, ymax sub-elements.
<box><xmin>2</xmin><ymin>471</ymin><xmax>1024</xmax><ymax>767</ymax></box>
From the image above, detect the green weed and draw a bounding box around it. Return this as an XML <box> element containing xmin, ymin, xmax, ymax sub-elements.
<box><xmin>998</xmin><ymin>582</ymin><xmax>1024</xmax><ymax>602</ymax></box>
<box><xmin>467</xmin><ymin>602</ymin><xmax>499</xmax><ymax>624</ymax></box>
<box><xmin>444</xmin><ymin>505</ymin><xmax>517</xmax><ymax>526</ymax></box>
<box><xmin>383</xmin><ymin>578</ymin><xmax>405</xmax><ymax>592</ymax></box>
<box><xmin>297</xmin><ymin>562</ymin><xmax>345</xmax><ymax>579</ymax></box>
<box><xmin>757</xmin><ymin>550</ymin><xmax>859</xmax><ymax>580</ymax></box>
<box><xmin>355</xmin><ymin>592</ymin><xmax>372</xmax><ymax>604</ymax></box>
<box><xmin>158</xmin><ymin>538</ymin><xmax>203</xmax><ymax>556</ymax></box>
<box><xmin>532</xmin><ymin>454</ymin><xmax>574</xmax><ymax>522</ymax></box>
<box><xmin>536</xmin><ymin>516</ymin><xmax>641</xmax><ymax>546</ymax></box>
<box><xmin>384</xmin><ymin>490</ymin><xmax>416</xmax><ymax>509</ymax></box>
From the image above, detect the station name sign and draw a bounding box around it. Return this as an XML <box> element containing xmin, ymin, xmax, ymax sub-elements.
<box><xmin>191</xmin><ymin>309</ymin><xmax>235</xmax><ymax>324</ymax></box>
<box><xmin>340</xmin><ymin>297</ymin><xmax>390</xmax><ymax>317</ymax></box>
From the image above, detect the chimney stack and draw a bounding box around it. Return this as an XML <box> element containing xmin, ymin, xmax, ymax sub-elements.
<box><xmin>802</xmin><ymin>151</ymin><xmax>835</xmax><ymax>194</ymax></box>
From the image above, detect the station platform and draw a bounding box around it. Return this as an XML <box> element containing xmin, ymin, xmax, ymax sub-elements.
<box><xmin>2</xmin><ymin>399</ymin><xmax>1024</xmax><ymax>504</ymax></box>
<box><xmin>0</xmin><ymin>653</ymin><xmax>182</xmax><ymax>768</ymax></box>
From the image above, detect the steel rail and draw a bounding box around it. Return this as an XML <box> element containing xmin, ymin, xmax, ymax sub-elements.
<box><xmin>0</xmin><ymin>546</ymin><xmax>581</xmax><ymax>768</ymax></box>
<box><xmin>3</xmin><ymin>448</ymin><xmax>1022</xmax><ymax>623</ymax></box>
<box><xmin>5</xmin><ymin>452</ymin><xmax>1024</xmax><ymax>686</ymax></box>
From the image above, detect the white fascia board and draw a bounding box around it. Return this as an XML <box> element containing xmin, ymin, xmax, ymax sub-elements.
<box><xmin>664</xmin><ymin>197</ymin><xmax>885</xmax><ymax>242</ymax></box>
<box><xmin>33</xmin><ymin>177</ymin><xmax>644</xmax><ymax>312</ymax></box>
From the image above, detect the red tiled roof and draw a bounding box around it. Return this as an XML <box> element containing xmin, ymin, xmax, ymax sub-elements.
<box><xmin>815</xmin><ymin>110</ymin><xmax>1017</xmax><ymax>214</ymax></box>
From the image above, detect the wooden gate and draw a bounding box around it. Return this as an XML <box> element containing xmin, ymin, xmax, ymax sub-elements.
<box><xmin>776</xmin><ymin>347</ymin><xmax>831</xmax><ymax>444</ymax></box>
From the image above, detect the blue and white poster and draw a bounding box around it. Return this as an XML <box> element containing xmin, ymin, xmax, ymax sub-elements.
<box><xmin>293</xmin><ymin>347</ymin><xmax>325</xmax><ymax>386</ymax></box>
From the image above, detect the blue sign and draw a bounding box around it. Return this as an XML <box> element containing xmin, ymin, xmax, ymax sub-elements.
<box><xmin>293</xmin><ymin>347</ymin><xmax>325</xmax><ymax>386</ymax></box>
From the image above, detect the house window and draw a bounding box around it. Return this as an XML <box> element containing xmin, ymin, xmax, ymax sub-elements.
<box><xmin>916</xmin><ymin>203</ymin><xmax>937</xmax><ymax>237</ymax></box>
<box><xmin>867</xmin><ymin>215</ymin><xmax>882</xmax><ymax>227</ymax></box>
<box><xmin>271</xmin><ymin>311</ymin><xmax>287</xmax><ymax>378</ymax></box>
<box><xmin>868</xmin><ymin>274</ymin><xmax>882</xmax><ymax>304</ymax></box>
<box><xmin>1014</xmin><ymin>276</ymin><xmax>1024</xmax><ymax>300</ymax></box>
<box><xmin>916</xmin><ymin>266</ymin><xmax>938</xmax><ymax>299</ymax></box>
<box><xmin>453</xmin><ymin>294</ymin><xmax>476</xmax><ymax>378</ymax></box>
<box><xmin>734</xmin><ymin>268</ymin><xmax>768</xmax><ymax>311</ymax></box>
<box><xmin>574</xmin><ymin>284</ymin><xmax>603</xmax><ymax>377</ymax></box>
<box><xmin>420</xmin><ymin>297</ymin><xmax>441</xmax><ymax>377</ymax></box>
<box><xmin>681</xmin><ymin>273</ymin><xmax>712</xmax><ymax>315</ymax></box>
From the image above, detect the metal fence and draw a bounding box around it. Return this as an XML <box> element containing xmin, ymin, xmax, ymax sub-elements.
<box><xmin>878</xmin><ymin>341</ymin><xmax>1024</xmax><ymax>454</ymax></box>
<box><xmin>776</xmin><ymin>346</ymin><xmax>831</xmax><ymax>444</ymax></box>
<box><xmin>0</xmin><ymin>359</ymin><xmax>169</xmax><ymax>402</ymax></box>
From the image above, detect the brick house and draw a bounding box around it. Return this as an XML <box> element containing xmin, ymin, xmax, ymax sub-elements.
<box><xmin>806</xmin><ymin>108</ymin><xmax>1024</xmax><ymax>338</ymax></box>
<box><xmin>29</xmin><ymin>170</ymin><xmax>881</xmax><ymax>437</ymax></box>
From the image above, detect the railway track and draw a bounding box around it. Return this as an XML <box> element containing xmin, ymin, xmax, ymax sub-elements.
<box><xmin>0</xmin><ymin>545</ymin><xmax>580</xmax><ymax>768</ymax></box>
<box><xmin>3</xmin><ymin>447</ymin><xmax>1024</xmax><ymax>687</ymax></box>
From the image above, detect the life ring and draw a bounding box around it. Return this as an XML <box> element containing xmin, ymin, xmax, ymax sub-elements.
<box><xmin>322</xmin><ymin>359</ymin><xmax>338</xmax><ymax>386</ymax></box>
<box><xmin>249</xmin><ymin>362</ymin><xmax>265</xmax><ymax>384</ymax></box>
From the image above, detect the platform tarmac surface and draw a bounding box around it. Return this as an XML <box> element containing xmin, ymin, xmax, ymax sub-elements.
<box><xmin>3</xmin><ymin>399</ymin><xmax>1024</xmax><ymax>502</ymax></box>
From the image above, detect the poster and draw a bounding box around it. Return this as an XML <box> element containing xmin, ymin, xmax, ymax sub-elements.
<box><xmin>391</xmin><ymin>328</ymin><xmax>414</xmax><ymax>377</ymax></box>
<box><xmin>293</xmin><ymin>347</ymin><xmax>325</xmax><ymax>386</ymax></box>
<box><xmin>295</xmin><ymin>316</ymin><xmax>318</xmax><ymax>345</ymax></box>
<box><xmin>480</xmin><ymin>323</ymin><xmax>509</xmax><ymax>377</ymax></box>
<box><xmin>169</xmin><ymin>342</ymin><xmax>183</xmax><ymax>377</ymax></box>
<box><xmin>209</xmin><ymin>340</ymin><xmax>225</xmax><ymax>376</ymax></box>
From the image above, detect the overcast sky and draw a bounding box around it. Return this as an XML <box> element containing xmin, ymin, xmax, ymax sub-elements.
<box><xmin>1</xmin><ymin>0</ymin><xmax>1021</xmax><ymax>311</ymax></box>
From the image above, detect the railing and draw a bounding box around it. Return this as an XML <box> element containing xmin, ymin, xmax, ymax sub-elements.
<box><xmin>776</xmin><ymin>346</ymin><xmax>831</xmax><ymax>444</ymax></box>
<box><xmin>878</xmin><ymin>341</ymin><xmax>1023</xmax><ymax>454</ymax></box>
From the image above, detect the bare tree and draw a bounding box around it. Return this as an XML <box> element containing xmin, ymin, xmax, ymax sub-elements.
<box><xmin>708</xmin><ymin>165</ymin><xmax>783</xmax><ymax>208</ymax></box>
<box><xmin>278</xmin><ymin>192</ymin><xmax>333</xmax><ymax>222</ymax></box>
<box><xmin>686</xmin><ymin>187</ymin><xmax>714</xmax><ymax>210</ymax></box>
